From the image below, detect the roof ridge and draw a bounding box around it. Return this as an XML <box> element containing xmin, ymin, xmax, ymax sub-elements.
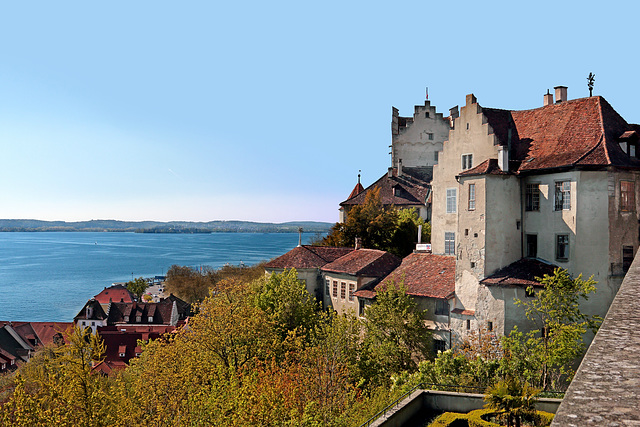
<box><xmin>595</xmin><ymin>97</ymin><xmax>613</xmax><ymax>164</ymax></box>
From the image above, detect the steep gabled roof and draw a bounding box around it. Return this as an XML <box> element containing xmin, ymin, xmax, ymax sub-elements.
<box><xmin>94</xmin><ymin>284</ymin><xmax>135</xmax><ymax>304</ymax></box>
<box><xmin>480</xmin><ymin>258</ymin><xmax>558</xmax><ymax>288</ymax></box>
<box><xmin>500</xmin><ymin>96</ymin><xmax>640</xmax><ymax>172</ymax></box>
<box><xmin>265</xmin><ymin>245</ymin><xmax>354</xmax><ymax>269</ymax></box>
<box><xmin>347</xmin><ymin>182</ymin><xmax>365</xmax><ymax>200</ymax></box>
<box><xmin>321</xmin><ymin>249</ymin><xmax>401</xmax><ymax>277</ymax></box>
<box><xmin>340</xmin><ymin>167</ymin><xmax>431</xmax><ymax>207</ymax></box>
<box><xmin>377</xmin><ymin>253</ymin><xmax>455</xmax><ymax>299</ymax></box>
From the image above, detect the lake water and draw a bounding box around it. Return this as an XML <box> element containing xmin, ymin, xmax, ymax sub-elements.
<box><xmin>0</xmin><ymin>232</ymin><xmax>317</xmax><ymax>322</ymax></box>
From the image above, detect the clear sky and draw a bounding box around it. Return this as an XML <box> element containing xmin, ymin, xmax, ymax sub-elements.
<box><xmin>1</xmin><ymin>1</ymin><xmax>638</xmax><ymax>223</ymax></box>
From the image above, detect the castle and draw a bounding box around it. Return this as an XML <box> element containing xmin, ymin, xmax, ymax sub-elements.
<box><xmin>269</xmin><ymin>86</ymin><xmax>640</xmax><ymax>349</ymax></box>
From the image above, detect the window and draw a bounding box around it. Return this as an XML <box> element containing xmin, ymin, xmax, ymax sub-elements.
<box><xmin>632</xmin><ymin>144</ymin><xmax>637</xmax><ymax>158</ymax></box>
<box><xmin>340</xmin><ymin>282</ymin><xmax>346</xmax><ymax>299</ymax></box>
<box><xmin>554</xmin><ymin>181</ymin><xmax>571</xmax><ymax>210</ymax></box>
<box><xmin>425</xmin><ymin>111</ymin><xmax>430</xmax><ymax>118</ymax></box>
<box><xmin>468</xmin><ymin>184</ymin><xmax>476</xmax><ymax>210</ymax></box>
<box><xmin>434</xmin><ymin>340</ymin><xmax>447</xmax><ymax>353</ymax></box>
<box><xmin>556</xmin><ymin>234</ymin><xmax>569</xmax><ymax>261</ymax></box>
<box><xmin>148</xmin><ymin>316</ymin><xmax>153</xmax><ymax>323</ymax></box>
<box><xmin>525</xmin><ymin>183</ymin><xmax>540</xmax><ymax>211</ymax></box>
<box><xmin>332</xmin><ymin>280</ymin><xmax>338</xmax><ymax>297</ymax></box>
<box><xmin>349</xmin><ymin>283</ymin><xmax>355</xmax><ymax>301</ymax></box>
<box><xmin>359</xmin><ymin>299</ymin><xmax>365</xmax><ymax>316</ymax></box>
<box><xmin>445</xmin><ymin>232</ymin><xmax>455</xmax><ymax>255</ymax></box>
<box><xmin>487</xmin><ymin>321</ymin><xmax>493</xmax><ymax>332</ymax></box>
<box><xmin>427</xmin><ymin>132</ymin><xmax>434</xmax><ymax>140</ymax></box>
<box><xmin>621</xmin><ymin>181</ymin><xmax>635</xmax><ymax>211</ymax></box>
<box><xmin>434</xmin><ymin>151</ymin><xmax>439</xmax><ymax>162</ymax></box>
<box><xmin>623</xmin><ymin>246</ymin><xmax>634</xmax><ymax>272</ymax></box>
<box><xmin>526</xmin><ymin>234</ymin><xmax>537</xmax><ymax>258</ymax></box>
<box><xmin>435</xmin><ymin>299</ymin><xmax>449</xmax><ymax>316</ymax></box>
<box><xmin>461</xmin><ymin>154</ymin><xmax>473</xmax><ymax>170</ymax></box>
<box><xmin>466</xmin><ymin>319</ymin><xmax>471</xmax><ymax>330</ymax></box>
<box><xmin>446</xmin><ymin>188</ymin><xmax>457</xmax><ymax>213</ymax></box>
<box><xmin>325</xmin><ymin>278</ymin><xmax>330</xmax><ymax>296</ymax></box>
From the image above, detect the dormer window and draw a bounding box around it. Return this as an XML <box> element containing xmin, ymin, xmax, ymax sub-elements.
<box><xmin>136</xmin><ymin>316</ymin><xmax>142</xmax><ymax>323</ymax></box>
<box><xmin>124</xmin><ymin>315</ymin><xmax>129</xmax><ymax>322</ymax></box>
<box><xmin>148</xmin><ymin>316</ymin><xmax>153</xmax><ymax>323</ymax></box>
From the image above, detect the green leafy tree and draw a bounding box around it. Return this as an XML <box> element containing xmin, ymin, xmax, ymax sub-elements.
<box><xmin>503</xmin><ymin>268</ymin><xmax>602</xmax><ymax>391</ymax></box>
<box><xmin>360</xmin><ymin>282</ymin><xmax>432</xmax><ymax>386</ymax></box>
<box><xmin>320</xmin><ymin>187</ymin><xmax>430</xmax><ymax>257</ymax></box>
<box><xmin>1</xmin><ymin>327</ymin><xmax>114</xmax><ymax>427</ymax></box>
<box><xmin>126</xmin><ymin>276</ymin><xmax>148</xmax><ymax>301</ymax></box>
<box><xmin>253</xmin><ymin>268</ymin><xmax>320</xmax><ymax>338</ymax></box>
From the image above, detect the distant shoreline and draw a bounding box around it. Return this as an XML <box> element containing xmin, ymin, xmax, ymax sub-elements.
<box><xmin>0</xmin><ymin>219</ymin><xmax>333</xmax><ymax>234</ymax></box>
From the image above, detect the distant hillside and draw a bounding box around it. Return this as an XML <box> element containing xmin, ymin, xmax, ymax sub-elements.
<box><xmin>0</xmin><ymin>219</ymin><xmax>334</xmax><ymax>233</ymax></box>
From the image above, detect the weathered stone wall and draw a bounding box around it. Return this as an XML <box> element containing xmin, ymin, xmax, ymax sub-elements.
<box><xmin>551</xmin><ymin>250</ymin><xmax>640</xmax><ymax>426</ymax></box>
<box><xmin>391</xmin><ymin>101</ymin><xmax>450</xmax><ymax>168</ymax></box>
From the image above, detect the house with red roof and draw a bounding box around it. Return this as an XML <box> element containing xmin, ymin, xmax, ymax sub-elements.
<box><xmin>429</xmin><ymin>88</ymin><xmax>640</xmax><ymax>344</ymax></box>
<box><xmin>355</xmin><ymin>252</ymin><xmax>455</xmax><ymax>351</ymax></box>
<box><xmin>264</xmin><ymin>245</ymin><xmax>354</xmax><ymax>302</ymax></box>
<box><xmin>321</xmin><ymin>248</ymin><xmax>401</xmax><ymax>315</ymax></box>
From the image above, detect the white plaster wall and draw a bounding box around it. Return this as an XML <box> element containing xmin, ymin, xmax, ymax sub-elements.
<box><xmin>432</xmin><ymin>96</ymin><xmax>501</xmax><ymax>255</ymax></box>
<box><xmin>393</xmin><ymin>101</ymin><xmax>451</xmax><ymax>168</ymax></box>
<box><xmin>457</xmin><ymin>177</ymin><xmax>486</xmax><ymax>279</ymax></box>
<box><xmin>484</xmin><ymin>175</ymin><xmax>521</xmax><ymax>276</ymax></box>
<box><xmin>322</xmin><ymin>272</ymin><xmax>360</xmax><ymax>316</ymax></box>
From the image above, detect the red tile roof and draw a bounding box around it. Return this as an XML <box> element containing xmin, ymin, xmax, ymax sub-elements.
<box><xmin>458</xmin><ymin>158</ymin><xmax>509</xmax><ymax>177</ymax></box>
<box><xmin>321</xmin><ymin>249</ymin><xmax>401</xmax><ymax>277</ymax></box>
<box><xmin>483</xmin><ymin>96</ymin><xmax>640</xmax><ymax>173</ymax></box>
<box><xmin>377</xmin><ymin>253</ymin><xmax>455</xmax><ymax>299</ymax></box>
<box><xmin>265</xmin><ymin>245</ymin><xmax>354</xmax><ymax>269</ymax></box>
<box><xmin>480</xmin><ymin>258</ymin><xmax>558</xmax><ymax>288</ymax></box>
<box><xmin>340</xmin><ymin>167</ymin><xmax>431</xmax><ymax>207</ymax></box>
<box><xmin>94</xmin><ymin>284</ymin><xmax>135</xmax><ymax>304</ymax></box>
<box><xmin>347</xmin><ymin>182</ymin><xmax>365</xmax><ymax>200</ymax></box>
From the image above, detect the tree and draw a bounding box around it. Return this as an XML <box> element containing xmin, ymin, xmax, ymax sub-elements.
<box><xmin>320</xmin><ymin>187</ymin><xmax>430</xmax><ymax>257</ymax></box>
<box><xmin>253</xmin><ymin>268</ymin><xmax>320</xmax><ymax>339</ymax></box>
<box><xmin>164</xmin><ymin>265</ymin><xmax>215</xmax><ymax>304</ymax></box>
<box><xmin>126</xmin><ymin>276</ymin><xmax>148</xmax><ymax>301</ymax></box>
<box><xmin>360</xmin><ymin>282</ymin><xmax>432</xmax><ymax>386</ymax></box>
<box><xmin>1</xmin><ymin>327</ymin><xmax>114</xmax><ymax>427</ymax></box>
<box><xmin>484</xmin><ymin>376</ymin><xmax>539</xmax><ymax>427</ymax></box>
<box><xmin>504</xmin><ymin>268</ymin><xmax>602</xmax><ymax>391</ymax></box>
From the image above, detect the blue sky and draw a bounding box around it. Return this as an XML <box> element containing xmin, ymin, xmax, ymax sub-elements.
<box><xmin>1</xmin><ymin>1</ymin><xmax>638</xmax><ymax>223</ymax></box>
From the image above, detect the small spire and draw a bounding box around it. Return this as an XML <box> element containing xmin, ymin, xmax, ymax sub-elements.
<box><xmin>358</xmin><ymin>170</ymin><xmax>361</xmax><ymax>184</ymax></box>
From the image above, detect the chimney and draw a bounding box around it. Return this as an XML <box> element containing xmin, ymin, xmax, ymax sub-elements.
<box><xmin>449</xmin><ymin>105</ymin><xmax>459</xmax><ymax>119</ymax></box>
<box><xmin>417</xmin><ymin>225</ymin><xmax>422</xmax><ymax>244</ymax></box>
<box><xmin>466</xmin><ymin>94</ymin><xmax>477</xmax><ymax>106</ymax></box>
<box><xmin>543</xmin><ymin>89</ymin><xmax>553</xmax><ymax>106</ymax></box>
<box><xmin>498</xmin><ymin>146</ymin><xmax>509</xmax><ymax>171</ymax></box>
<box><xmin>354</xmin><ymin>237</ymin><xmax>362</xmax><ymax>250</ymax></box>
<box><xmin>554</xmin><ymin>86</ymin><xmax>568</xmax><ymax>103</ymax></box>
<box><xmin>397</xmin><ymin>159</ymin><xmax>403</xmax><ymax>177</ymax></box>
<box><xmin>388</xmin><ymin>167</ymin><xmax>393</xmax><ymax>178</ymax></box>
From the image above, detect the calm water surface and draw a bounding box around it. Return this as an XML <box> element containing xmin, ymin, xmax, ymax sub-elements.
<box><xmin>0</xmin><ymin>232</ymin><xmax>316</xmax><ymax>322</ymax></box>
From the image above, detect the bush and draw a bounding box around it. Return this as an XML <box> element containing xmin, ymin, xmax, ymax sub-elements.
<box><xmin>429</xmin><ymin>409</ymin><xmax>553</xmax><ymax>427</ymax></box>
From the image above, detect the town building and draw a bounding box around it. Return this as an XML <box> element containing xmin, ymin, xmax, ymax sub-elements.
<box><xmin>430</xmin><ymin>88</ymin><xmax>640</xmax><ymax>344</ymax></box>
<box><xmin>355</xmin><ymin>251</ymin><xmax>455</xmax><ymax>351</ymax></box>
<box><xmin>321</xmin><ymin>247</ymin><xmax>401</xmax><ymax>315</ymax></box>
<box><xmin>0</xmin><ymin>321</ymin><xmax>72</xmax><ymax>371</ymax></box>
<box><xmin>74</xmin><ymin>295</ymin><xmax>191</xmax><ymax>333</ymax></box>
<box><xmin>264</xmin><ymin>245</ymin><xmax>354</xmax><ymax>301</ymax></box>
